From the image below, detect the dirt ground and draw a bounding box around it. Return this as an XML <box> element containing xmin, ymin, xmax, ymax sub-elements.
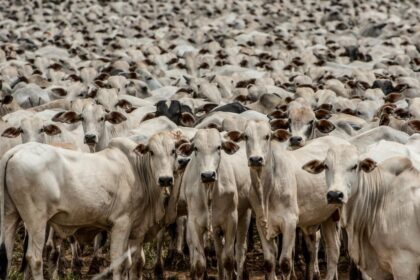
<box><xmin>8</xmin><ymin>224</ymin><xmax>351</xmax><ymax>279</ymax></box>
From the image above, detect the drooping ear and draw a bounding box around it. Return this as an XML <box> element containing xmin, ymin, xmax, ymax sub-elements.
<box><xmin>384</xmin><ymin>92</ymin><xmax>402</xmax><ymax>103</ymax></box>
<box><xmin>105</xmin><ymin>111</ymin><xmax>127</xmax><ymax>124</ymax></box>
<box><xmin>125</xmin><ymin>107</ymin><xmax>137</xmax><ymax>113</ymax></box>
<box><xmin>180</xmin><ymin>112</ymin><xmax>195</xmax><ymax>127</ymax></box>
<box><xmin>315</xmin><ymin>109</ymin><xmax>332</xmax><ymax>120</ymax></box>
<box><xmin>222</xmin><ymin>141</ymin><xmax>240</xmax><ymax>155</ymax></box>
<box><xmin>206</xmin><ymin>122</ymin><xmax>222</xmax><ymax>131</ymax></box>
<box><xmin>1</xmin><ymin>95</ymin><xmax>13</xmax><ymax>104</ymax></box>
<box><xmin>141</xmin><ymin>112</ymin><xmax>156</xmax><ymax>122</ymax></box>
<box><xmin>271</xmin><ymin>129</ymin><xmax>291</xmax><ymax>142</ymax></box>
<box><xmin>178</xmin><ymin>142</ymin><xmax>194</xmax><ymax>156</ymax></box>
<box><xmin>302</xmin><ymin>160</ymin><xmax>326</xmax><ymax>174</ymax></box>
<box><xmin>359</xmin><ymin>158</ymin><xmax>377</xmax><ymax>173</ymax></box>
<box><xmin>133</xmin><ymin>143</ymin><xmax>149</xmax><ymax>155</ymax></box>
<box><xmin>270</xmin><ymin>118</ymin><xmax>289</xmax><ymax>130</ymax></box>
<box><xmin>115</xmin><ymin>99</ymin><xmax>133</xmax><ymax>110</ymax></box>
<box><xmin>43</xmin><ymin>124</ymin><xmax>62</xmax><ymax>136</ymax></box>
<box><xmin>175</xmin><ymin>138</ymin><xmax>190</xmax><ymax>149</ymax></box>
<box><xmin>200</xmin><ymin>103</ymin><xmax>218</xmax><ymax>113</ymax></box>
<box><xmin>379</xmin><ymin>113</ymin><xmax>390</xmax><ymax>126</ymax></box>
<box><xmin>316</xmin><ymin>120</ymin><xmax>335</xmax><ymax>133</ymax></box>
<box><xmin>51</xmin><ymin>88</ymin><xmax>67</xmax><ymax>97</ymax></box>
<box><xmin>394</xmin><ymin>108</ymin><xmax>411</xmax><ymax>119</ymax></box>
<box><xmin>341</xmin><ymin>108</ymin><xmax>356</xmax><ymax>116</ymax></box>
<box><xmin>317</xmin><ymin>103</ymin><xmax>333</xmax><ymax>111</ymax></box>
<box><xmin>2</xmin><ymin>127</ymin><xmax>21</xmax><ymax>138</ymax></box>
<box><xmin>268</xmin><ymin>110</ymin><xmax>288</xmax><ymax>119</ymax></box>
<box><xmin>407</xmin><ymin>120</ymin><xmax>420</xmax><ymax>132</ymax></box>
<box><xmin>226</xmin><ymin>130</ymin><xmax>244</xmax><ymax>142</ymax></box>
<box><xmin>52</xmin><ymin>111</ymin><xmax>82</xmax><ymax>124</ymax></box>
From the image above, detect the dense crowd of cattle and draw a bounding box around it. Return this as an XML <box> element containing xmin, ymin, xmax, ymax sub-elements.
<box><xmin>0</xmin><ymin>0</ymin><xmax>420</xmax><ymax>279</ymax></box>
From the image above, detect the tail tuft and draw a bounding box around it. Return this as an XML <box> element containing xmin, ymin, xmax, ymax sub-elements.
<box><xmin>0</xmin><ymin>242</ymin><xmax>8</xmax><ymax>279</ymax></box>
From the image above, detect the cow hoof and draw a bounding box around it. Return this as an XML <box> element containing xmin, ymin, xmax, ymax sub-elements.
<box><xmin>154</xmin><ymin>262</ymin><xmax>164</xmax><ymax>279</ymax></box>
<box><xmin>243</xmin><ymin>269</ymin><xmax>250</xmax><ymax>280</ymax></box>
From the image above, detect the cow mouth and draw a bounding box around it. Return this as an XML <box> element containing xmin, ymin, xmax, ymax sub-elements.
<box><xmin>327</xmin><ymin>198</ymin><xmax>344</xmax><ymax>205</ymax></box>
<box><xmin>84</xmin><ymin>140</ymin><xmax>97</xmax><ymax>146</ymax></box>
<box><xmin>248</xmin><ymin>162</ymin><xmax>264</xmax><ymax>167</ymax></box>
<box><xmin>201</xmin><ymin>177</ymin><xmax>216</xmax><ymax>184</ymax></box>
<box><xmin>289</xmin><ymin>143</ymin><xmax>304</xmax><ymax>150</ymax></box>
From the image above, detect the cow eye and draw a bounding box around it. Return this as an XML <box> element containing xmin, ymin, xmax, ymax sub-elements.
<box><xmin>172</xmin><ymin>149</ymin><xmax>176</xmax><ymax>155</ymax></box>
<box><xmin>217</xmin><ymin>146</ymin><xmax>221</xmax><ymax>150</ymax></box>
<box><xmin>99</xmin><ymin>117</ymin><xmax>105</xmax><ymax>121</ymax></box>
<box><xmin>150</xmin><ymin>151</ymin><xmax>154</xmax><ymax>156</ymax></box>
<box><xmin>244</xmin><ymin>135</ymin><xmax>248</xmax><ymax>140</ymax></box>
<box><xmin>194</xmin><ymin>147</ymin><xmax>198</xmax><ymax>153</ymax></box>
<box><xmin>265</xmin><ymin>135</ymin><xmax>270</xmax><ymax>140</ymax></box>
<box><xmin>350</xmin><ymin>164</ymin><xmax>357</xmax><ymax>171</ymax></box>
<box><xmin>39</xmin><ymin>128</ymin><xmax>44</xmax><ymax>133</ymax></box>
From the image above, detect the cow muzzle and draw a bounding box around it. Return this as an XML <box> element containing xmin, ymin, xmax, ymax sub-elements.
<box><xmin>84</xmin><ymin>134</ymin><xmax>97</xmax><ymax>145</ymax></box>
<box><xmin>289</xmin><ymin>136</ymin><xmax>303</xmax><ymax>148</ymax></box>
<box><xmin>326</xmin><ymin>191</ymin><xmax>344</xmax><ymax>204</ymax></box>
<box><xmin>248</xmin><ymin>156</ymin><xmax>264</xmax><ymax>167</ymax></box>
<box><xmin>177</xmin><ymin>158</ymin><xmax>190</xmax><ymax>170</ymax></box>
<box><xmin>201</xmin><ymin>171</ymin><xmax>216</xmax><ymax>183</ymax></box>
<box><xmin>158</xmin><ymin>176</ymin><xmax>174</xmax><ymax>187</ymax></box>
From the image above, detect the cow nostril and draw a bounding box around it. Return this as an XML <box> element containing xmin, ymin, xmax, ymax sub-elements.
<box><xmin>326</xmin><ymin>191</ymin><xmax>344</xmax><ymax>204</ymax></box>
<box><xmin>249</xmin><ymin>156</ymin><xmax>264</xmax><ymax>166</ymax></box>
<box><xmin>178</xmin><ymin>158</ymin><xmax>190</xmax><ymax>167</ymax></box>
<box><xmin>158</xmin><ymin>176</ymin><xmax>173</xmax><ymax>187</ymax></box>
<box><xmin>201</xmin><ymin>171</ymin><xmax>216</xmax><ymax>183</ymax></box>
<box><xmin>290</xmin><ymin>136</ymin><xmax>303</xmax><ymax>146</ymax></box>
<box><xmin>84</xmin><ymin>134</ymin><xmax>97</xmax><ymax>144</ymax></box>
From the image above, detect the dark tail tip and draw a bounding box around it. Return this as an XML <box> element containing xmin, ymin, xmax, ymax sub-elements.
<box><xmin>19</xmin><ymin>231</ymin><xmax>28</xmax><ymax>273</ymax></box>
<box><xmin>0</xmin><ymin>242</ymin><xmax>8</xmax><ymax>279</ymax></box>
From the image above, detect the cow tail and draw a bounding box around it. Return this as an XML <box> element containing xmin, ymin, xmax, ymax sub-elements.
<box><xmin>19</xmin><ymin>230</ymin><xmax>28</xmax><ymax>273</ymax></box>
<box><xmin>0</xmin><ymin>153</ymin><xmax>14</xmax><ymax>279</ymax></box>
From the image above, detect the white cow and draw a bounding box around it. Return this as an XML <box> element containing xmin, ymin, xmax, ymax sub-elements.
<box><xmin>303</xmin><ymin>145</ymin><xmax>420</xmax><ymax>280</ymax></box>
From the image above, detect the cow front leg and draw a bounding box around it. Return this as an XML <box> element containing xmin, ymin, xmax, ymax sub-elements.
<box><xmin>302</xmin><ymin>227</ymin><xmax>320</xmax><ymax>280</ymax></box>
<box><xmin>110</xmin><ymin>216</ymin><xmax>131</xmax><ymax>280</ymax></box>
<box><xmin>154</xmin><ymin>229</ymin><xmax>164</xmax><ymax>279</ymax></box>
<box><xmin>236</xmin><ymin>209</ymin><xmax>251</xmax><ymax>280</ymax></box>
<box><xmin>186</xmin><ymin>217</ymin><xmax>206</xmax><ymax>280</ymax></box>
<box><xmin>279</xmin><ymin>217</ymin><xmax>297</xmax><ymax>280</ymax></box>
<box><xmin>321</xmin><ymin>218</ymin><xmax>340</xmax><ymax>280</ymax></box>
<box><xmin>256</xmin><ymin>222</ymin><xmax>277</xmax><ymax>280</ymax></box>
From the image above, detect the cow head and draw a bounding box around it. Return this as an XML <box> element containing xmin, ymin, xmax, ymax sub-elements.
<box><xmin>2</xmin><ymin>116</ymin><xmax>62</xmax><ymax>143</ymax></box>
<box><xmin>178</xmin><ymin>128</ymin><xmax>239</xmax><ymax>183</ymax></box>
<box><xmin>134</xmin><ymin>132</ymin><xmax>188</xmax><ymax>188</ymax></box>
<box><xmin>302</xmin><ymin>145</ymin><xmax>377</xmax><ymax>204</ymax></box>
<box><xmin>226</xmin><ymin>120</ymin><xmax>290</xmax><ymax>169</ymax></box>
<box><xmin>52</xmin><ymin>103</ymin><xmax>126</xmax><ymax>150</ymax></box>
<box><xmin>286</xmin><ymin>101</ymin><xmax>316</xmax><ymax>148</ymax></box>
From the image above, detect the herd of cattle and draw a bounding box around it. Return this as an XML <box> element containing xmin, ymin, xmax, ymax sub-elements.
<box><xmin>0</xmin><ymin>0</ymin><xmax>420</xmax><ymax>279</ymax></box>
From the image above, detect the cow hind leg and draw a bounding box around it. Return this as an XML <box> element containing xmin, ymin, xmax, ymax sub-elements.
<box><xmin>302</xmin><ymin>228</ymin><xmax>319</xmax><ymax>280</ymax></box>
<box><xmin>321</xmin><ymin>218</ymin><xmax>340</xmax><ymax>280</ymax></box>
<box><xmin>26</xmin><ymin>221</ymin><xmax>47</xmax><ymax>280</ymax></box>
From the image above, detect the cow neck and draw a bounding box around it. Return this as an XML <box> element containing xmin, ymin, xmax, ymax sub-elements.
<box><xmin>342</xmin><ymin>168</ymin><xmax>390</xmax><ymax>272</ymax></box>
<box><xmin>134</xmin><ymin>153</ymin><xmax>166</xmax><ymax>230</ymax></box>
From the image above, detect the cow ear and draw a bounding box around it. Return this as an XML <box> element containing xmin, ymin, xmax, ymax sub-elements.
<box><xmin>407</xmin><ymin>120</ymin><xmax>420</xmax><ymax>132</ymax></box>
<box><xmin>2</xmin><ymin>127</ymin><xmax>21</xmax><ymax>138</ymax></box>
<box><xmin>270</xmin><ymin>118</ymin><xmax>289</xmax><ymax>130</ymax></box>
<box><xmin>271</xmin><ymin>129</ymin><xmax>291</xmax><ymax>142</ymax></box>
<box><xmin>43</xmin><ymin>124</ymin><xmax>62</xmax><ymax>136</ymax></box>
<box><xmin>384</xmin><ymin>92</ymin><xmax>402</xmax><ymax>103</ymax></box>
<box><xmin>51</xmin><ymin>88</ymin><xmax>67</xmax><ymax>97</ymax></box>
<box><xmin>379</xmin><ymin>114</ymin><xmax>390</xmax><ymax>126</ymax></box>
<box><xmin>178</xmin><ymin>142</ymin><xmax>194</xmax><ymax>156</ymax></box>
<box><xmin>105</xmin><ymin>112</ymin><xmax>127</xmax><ymax>124</ymax></box>
<box><xmin>226</xmin><ymin>130</ymin><xmax>244</xmax><ymax>142</ymax></box>
<box><xmin>115</xmin><ymin>99</ymin><xmax>132</xmax><ymax>110</ymax></box>
<box><xmin>206</xmin><ymin>122</ymin><xmax>222</xmax><ymax>131</ymax></box>
<box><xmin>315</xmin><ymin>109</ymin><xmax>332</xmax><ymax>120</ymax></box>
<box><xmin>359</xmin><ymin>158</ymin><xmax>377</xmax><ymax>173</ymax></box>
<box><xmin>302</xmin><ymin>160</ymin><xmax>326</xmax><ymax>174</ymax></box>
<box><xmin>342</xmin><ymin>108</ymin><xmax>356</xmax><ymax>116</ymax></box>
<box><xmin>180</xmin><ymin>112</ymin><xmax>195</xmax><ymax>127</ymax></box>
<box><xmin>318</xmin><ymin>104</ymin><xmax>333</xmax><ymax>111</ymax></box>
<box><xmin>268</xmin><ymin>110</ymin><xmax>287</xmax><ymax>119</ymax></box>
<box><xmin>175</xmin><ymin>138</ymin><xmax>190</xmax><ymax>149</ymax></box>
<box><xmin>1</xmin><ymin>95</ymin><xmax>13</xmax><ymax>104</ymax></box>
<box><xmin>133</xmin><ymin>144</ymin><xmax>149</xmax><ymax>155</ymax></box>
<box><xmin>125</xmin><ymin>107</ymin><xmax>137</xmax><ymax>114</ymax></box>
<box><xmin>52</xmin><ymin>111</ymin><xmax>82</xmax><ymax>124</ymax></box>
<box><xmin>222</xmin><ymin>141</ymin><xmax>240</xmax><ymax>155</ymax></box>
<box><xmin>141</xmin><ymin>112</ymin><xmax>156</xmax><ymax>122</ymax></box>
<box><xmin>316</xmin><ymin>120</ymin><xmax>335</xmax><ymax>133</ymax></box>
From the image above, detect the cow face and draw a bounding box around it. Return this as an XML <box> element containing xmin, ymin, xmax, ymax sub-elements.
<box><xmin>2</xmin><ymin>116</ymin><xmax>62</xmax><ymax>143</ymax></box>
<box><xmin>287</xmin><ymin>101</ymin><xmax>316</xmax><ymax>148</ymax></box>
<box><xmin>52</xmin><ymin>104</ymin><xmax>126</xmax><ymax>149</ymax></box>
<box><xmin>134</xmin><ymin>133</ymin><xmax>186</xmax><ymax>187</ymax></box>
<box><xmin>178</xmin><ymin>129</ymin><xmax>239</xmax><ymax>183</ymax></box>
<box><xmin>226</xmin><ymin>121</ymin><xmax>290</xmax><ymax>168</ymax></box>
<box><xmin>302</xmin><ymin>145</ymin><xmax>377</xmax><ymax>204</ymax></box>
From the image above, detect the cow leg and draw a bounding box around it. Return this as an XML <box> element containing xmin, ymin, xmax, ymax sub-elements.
<box><xmin>88</xmin><ymin>232</ymin><xmax>107</xmax><ymax>275</ymax></box>
<box><xmin>186</xmin><ymin>217</ymin><xmax>206</xmax><ymax>280</ymax></box>
<box><xmin>256</xmin><ymin>222</ymin><xmax>277</xmax><ymax>280</ymax></box>
<box><xmin>3</xmin><ymin>206</ymin><xmax>20</xmax><ymax>272</ymax></box>
<box><xmin>70</xmin><ymin>237</ymin><xmax>83</xmax><ymax>275</ymax></box>
<box><xmin>321</xmin><ymin>218</ymin><xmax>340</xmax><ymax>280</ymax></box>
<box><xmin>236</xmin><ymin>209</ymin><xmax>251</xmax><ymax>280</ymax></box>
<box><xmin>223</xmin><ymin>212</ymin><xmax>237</xmax><ymax>280</ymax></box>
<box><xmin>45</xmin><ymin>226</ymin><xmax>54</xmax><ymax>258</ymax></box>
<box><xmin>279</xmin><ymin>217</ymin><xmax>297</xmax><ymax>280</ymax></box>
<box><xmin>154</xmin><ymin>228</ymin><xmax>164</xmax><ymax>279</ymax></box>
<box><xmin>26</xmin><ymin>221</ymin><xmax>47</xmax><ymax>280</ymax></box>
<box><xmin>110</xmin><ymin>216</ymin><xmax>131</xmax><ymax>280</ymax></box>
<box><xmin>48</xmin><ymin>237</ymin><xmax>62</xmax><ymax>280</ymax></box>
<box><xmin>128</xmin><ymin>243</ymin><xmax>144</xmax><ymax>280</ymax></box>
<box><xmin>302</xmin><ymin>227</ymin><xmax>319</xmax><ymax>280</ymax></box>
<box><xmin>175</xmin><ymin>216</ymin><xmax>187</xmax><ymax>263</ymax></box>
<box><xmin>213</xmin><ymin>227</ymin><xmax>225</xmax><ymax>279</ymax></box>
